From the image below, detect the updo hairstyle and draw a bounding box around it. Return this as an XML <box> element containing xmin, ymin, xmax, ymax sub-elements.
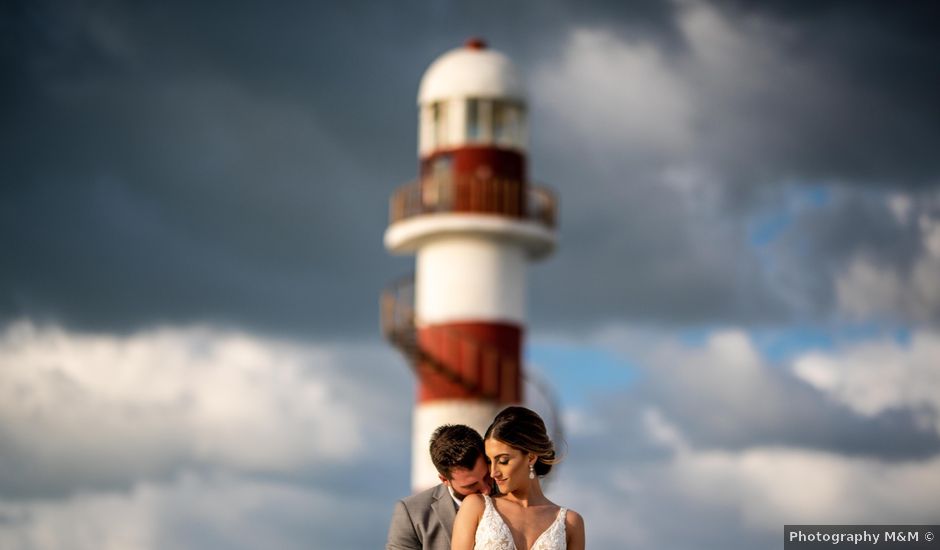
<box><xmin>484</xmin><ymin>406</ymin><xmax>559</xmax><ymax>476</ymax></box>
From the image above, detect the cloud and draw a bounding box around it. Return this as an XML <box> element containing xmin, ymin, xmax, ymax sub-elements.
<box><xmin>469</xmin><ymin>7</ymin><xmax>813</xmax><ymax>329</ymax></box>
<box><xmin>4</xmin><ymin>0</ymin><xmax>940</xmax><ymax>334</ymax></box>
<box><xmin>0</xmin><ymin>321</ymin><xmax>416</xmax><ymax>548</ymax></box>
<box><xmin>0</xmin><ymin>321</ymin><xmax>410</xmax><ymax>498</ymax></box>
<box><xmin>834</xmin><ymin>193</ymin><xmax>940</xmax><ymax>322</ymax></box>
<box><xmin>519</xmin><ymin>0</ymin><xmax>940</xmax><ymax>330</ymax></box>
<box><xmin>545</xmin><ymin>327</ymin><xmax>940</xmax><ymax>548</ymax></box>
<box><xmin>561</xmin><ymin>436</ymin><xmax>940</xmax><ymax>549</ymax></box>
<box><xmin>534</xmin><ymin>0</ymin><xmax>940</xmax><ymax>192</ymax></box>
<box><xmin>4</xmin><ymin>2</ymin><xmax>940</xmax><ymax>547</ymax></box>
<box><xmin>0</xmin><ymin>69</ymin><xmax>396</xmax><ymax>335</ymax></box>
<box><xmin>526</xmin><ymin>5</ymin><xmax>821</xmax><ymax>328</ymax></box>
<box><xmin>1</xmin><ymin>1</ymin><xmax>417</xmax><ymax>337</ymax></box>
<box><xmin>0</xmin><ymin>472</ymin><xmax>393</xmax><ymax>550</ymax></box>
<box><xmin>794</xmin><ymin>330</ymin><xmax>940</xmax><ymax>433</ymax></box>
<box><xmin>534</xmin><ymin>27</ymin><xmax>693</xmax><ymax>160</ymax></box>
<box><xmin>2</xmin><ymin>320</ymin><xmax>939</xmax><ymax>549</ymax></box>
<box><xmin>555</xmin><ymin>398</ymin><xmax>940</xmax><ymax>549</ymax></box>
<box><xmin>586</xmin><ymin>327</ymin><xmax>940</xmax><ymax>457</ymax></box>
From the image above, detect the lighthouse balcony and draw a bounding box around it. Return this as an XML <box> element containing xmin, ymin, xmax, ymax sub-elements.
<box><xmin>385</xmin><ymin>174</ymin><xmax>556</xmax><ymax>259</ymax></box>
<box><xmin>389</xmin><ymin>173</ymin><xmax>556</xmax><ymax>227</ymax></box>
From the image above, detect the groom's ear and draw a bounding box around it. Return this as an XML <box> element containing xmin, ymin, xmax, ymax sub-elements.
<box><xmin>438</xmin><ymin>473</ymin><xmax>449</xmax><ymax>486</ymax></box>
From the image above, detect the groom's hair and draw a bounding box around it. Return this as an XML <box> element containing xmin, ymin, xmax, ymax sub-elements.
<box><xmin>429</xmin><ymin>424</ymin><xmax>485</xmax><ymax>479</ymax></box>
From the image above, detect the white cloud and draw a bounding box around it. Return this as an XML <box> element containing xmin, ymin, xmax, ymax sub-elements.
<box><xmin>0</xmin><ymin>321</ymin><xmax>413</xmax><ymax>548</ymax></box>
<box><xmin>913</xmin><ymin>214</ymin><xmax>940</xmax><ymax>311</ymax></box>
<box><xmin>2</xmin><ymin>319</ymin><xmax>939</xmax><ymax>549</ymax></box>
<box><xmin>532</xmin><ymin>0</ymin><xmax>825</xmax><ymax>183</ymax></box>
<box><xmin>671</xmin><ymin>446</ymin><xmax>940</xmax><ymax>528</ymax></box>
<box><xmin>793</xmin><ymin>331</ymin><xmax>940</xmax><ymax>432</ymax></box>
<box><xmin>0</xmin><ymin>321</ymin><xmax>408</xmax><ymax>495</ymax></box>
<box><xmin>2</xmin><ymin>315</ymin><xmax>937</xmax><ymax>550</ymax></box>
<box><xmin>555</xmin><ymin>414</ymin><xmax>940</xmax><ymax>549</ymax></box>
<box><xmin>640</xmin><ymin>329</ymin><xmax>804</xmax><ymax>439</ymax></box>
<box><xmin>642</xmin><ymin>407</ymin><xmax>688</xmax><ymax>452</ymax></box>
<box><xmin>542</xmin><ymin>325</ymin><xmax>940</xmax><ymax>548</ymax></box>
<box><xmin>677</xmin><ymin>0</ymin><xmax>803</xmax><ymax>99</ymax></box>
<box><xmin>835</xmin><ymin>255</ymin><xmax>906</xmax><ymax>319</ymax></box>
<box><xmin>888</xmin><ymin>193</ymin><xmax>914</xmax><ymax>225</ymax></box>
<box><xmin>591</xmin><ymin>325</ymin><xmax>938</xmax><ymax>450</ymax></box>
<box><xmin>526</xmin><ymin>1</ymin><xmax>846</xmax><ymax>328</ymax></box>
<box><xmin>0</xmin><ymin>472</ymin><xmax>391</xmax><ymax>550</ymax></box>
<box><xmin>532</xmin><ymin>27</ymin><xmax>693</xmax><ymax>158</ymax></box>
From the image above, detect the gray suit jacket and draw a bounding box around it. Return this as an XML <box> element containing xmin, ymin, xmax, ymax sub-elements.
<box><xmin>386</xmin><ymin>484</ymin><xmax>458</xmax><ymax>550</ymax></box>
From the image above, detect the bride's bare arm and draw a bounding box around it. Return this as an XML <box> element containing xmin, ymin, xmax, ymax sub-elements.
<box><xmin>566</xmin><ymin>509</ymin><xmax>585</xmax><ymax>550</ymax></box>
<box><xmin>451</xmin><ymin>494</ymin><xmax>485</xmax><ymax>550</ymax></box>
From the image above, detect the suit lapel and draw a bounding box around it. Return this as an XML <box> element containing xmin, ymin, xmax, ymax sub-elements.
<box><xmin>431</xmin><ymin>484</ymin><xmax>458</xmax><ymax>544</ymax></box>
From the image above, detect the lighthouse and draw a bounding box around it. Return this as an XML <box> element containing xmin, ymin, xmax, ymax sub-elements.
<box><xmin>382</xmin><ymin>39</ymin><xmax>557</xmax><ymax>492</ymax></box>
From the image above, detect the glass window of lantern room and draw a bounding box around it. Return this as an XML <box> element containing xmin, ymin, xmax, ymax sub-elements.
<box><xmin>466</xmin><ymin>98</ymin><xmax>493</xmax><ymax>143</ymax></box>
<box><xmin>513</xmin><ymin>103</ymin><xmax>528</xmax><ymax>147</ymax></box>
<box><xmin>432</xmin><ymin>101</ymin><xmax>448</xmax><ymax>148</ymax></box>
<box><xmin>492</xmin><ymin>101</ymin><xmax>523</xmax><ymax>148</ymax></box>
<box><xmin>466</xmin><ymin>99</ymin><xmax>481</xmax><ymax>142</ymax></box>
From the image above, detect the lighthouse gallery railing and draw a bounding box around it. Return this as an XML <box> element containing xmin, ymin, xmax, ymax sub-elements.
<box><xmin>389</xmin><ymin>174</ymin><xmax>557</xmax><ymax>228</ymax></box>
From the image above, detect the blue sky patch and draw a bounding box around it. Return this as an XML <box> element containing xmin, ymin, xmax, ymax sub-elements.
<box><xmin>526</xmin><ymin>341</ymin><xmax>638</xmax><ymax>407</ymax></box>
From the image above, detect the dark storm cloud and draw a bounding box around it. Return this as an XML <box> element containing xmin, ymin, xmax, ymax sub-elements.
<box><xmin>1</xmin><ymin>0</ymin><xmax>657</xmax><ymax>335</ymax></box>
<box><xmin>2</xmin><ymin>0</ymin><xmax>423</xmax><ymax>336</ymax></box>
<box><xmin>705</xmin><ymin>0</ymin><xmax>940</xmax><ymax>186</ymax></box>
<box><xmin>3</xmin><ymin>0</ymin><xmax>940</xmax><ymax>336</ymax></box>
<box><xmin>524</xmin><ymin>0</ymin><xmax>940</xmax><ymax>330</ymax></box>
<box><xmin>761</xmin><ymin>187</ymin><xmax>927</xmax><ymax>318</ymax></box>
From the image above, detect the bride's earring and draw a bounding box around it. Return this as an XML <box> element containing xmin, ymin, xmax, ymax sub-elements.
<box><xmin>529</xmin><ymin>463</ymin><xmax>535</xmax><ymax>480</ymax></box>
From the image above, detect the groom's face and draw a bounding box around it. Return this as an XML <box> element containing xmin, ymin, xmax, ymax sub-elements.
<box><xmin>442</xmin><ymin>455</ymin><xmax>492</xmax><ymax>500</ymax></box>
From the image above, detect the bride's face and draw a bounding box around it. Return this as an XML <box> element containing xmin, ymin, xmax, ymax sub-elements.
<box><xmin>485</xmin><ymin>438</ymin><xmax>534</xmax><ymax>493</ymax></box>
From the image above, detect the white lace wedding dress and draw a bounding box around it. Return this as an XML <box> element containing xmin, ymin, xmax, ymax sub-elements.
<box><xmin>474</xmin><ymin>494</ymin><xmax>567</xmax><ymax>550</ymax></box>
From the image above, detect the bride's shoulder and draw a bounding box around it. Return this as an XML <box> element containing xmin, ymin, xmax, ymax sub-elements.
<box><xmin>562</xmin><ymin>507</ymin><xmax>585</xmax><ymax>548</ymax></box>
<box><xmin>460</xmin><ymin>493</ymin><xmax>486</xmax><ymax>514</ymax></box>
<box><xmin>451</xmin><ymin>494</ymin><xmax>489</xmax><ymax>549</ymax></box>
<box><xmin>563</xmin><ymin>508</ymin><xmax>584</xmax><ymax>531</ymax></box>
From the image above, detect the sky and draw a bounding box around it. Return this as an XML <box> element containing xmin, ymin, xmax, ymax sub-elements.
<box><xmin>2</xmin><ymin>0</ymin><xmax>940</xmax><ymax>548</ymax></box>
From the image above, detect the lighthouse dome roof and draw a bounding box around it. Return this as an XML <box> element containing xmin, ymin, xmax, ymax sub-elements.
<box><xmin>418</xmin><ymin>39</ymin><xmax>525</xmax><ymax>105</ymax></box>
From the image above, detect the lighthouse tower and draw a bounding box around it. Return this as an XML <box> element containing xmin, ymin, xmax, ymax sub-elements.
<box><xmin>382</xmin><ymin>39</ymin><xmax>557</xmax><ymax>492</ymax></box>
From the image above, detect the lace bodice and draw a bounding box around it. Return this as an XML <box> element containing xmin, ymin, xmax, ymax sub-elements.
<box><xmin>474</xmin><ymin>494</ymin><xmax>567</xmax><ymax>550</ymax></box>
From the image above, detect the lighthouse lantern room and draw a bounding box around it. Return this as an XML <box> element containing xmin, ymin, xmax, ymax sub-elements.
<box><xmin>382</xmin><ymin>39</ymin><xmax>557</xmax><ymax>492</ymax></box>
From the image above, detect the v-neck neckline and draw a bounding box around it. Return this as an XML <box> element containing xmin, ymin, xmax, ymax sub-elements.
<box><xmin>486</xmin><ymin>495</ymin><xmax>563</xmax><ymax>550</ymax></box>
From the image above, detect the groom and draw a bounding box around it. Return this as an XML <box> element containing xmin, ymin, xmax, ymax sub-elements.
<box><xmin>386</xmin><ymin>424</ymin><xmax>493</xmax><ymax>550</ymax></box>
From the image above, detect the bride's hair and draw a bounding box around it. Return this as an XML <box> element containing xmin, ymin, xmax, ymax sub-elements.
<box><xmin>484</xmin><ymin>406</ymin><xmax>560</xmax><ymax>476</ymax></box>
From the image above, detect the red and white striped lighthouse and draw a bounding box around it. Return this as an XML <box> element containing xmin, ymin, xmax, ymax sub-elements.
<box><xmin>382</xmin><ymin>39</ymin><xmax>557</xmax><ymax>492</ymax></box>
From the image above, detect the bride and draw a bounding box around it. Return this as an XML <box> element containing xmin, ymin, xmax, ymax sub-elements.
<box><xmin>451</xmin><ymin>406</ymin><xmax>585</xmax><ymax>549</ymax></box>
